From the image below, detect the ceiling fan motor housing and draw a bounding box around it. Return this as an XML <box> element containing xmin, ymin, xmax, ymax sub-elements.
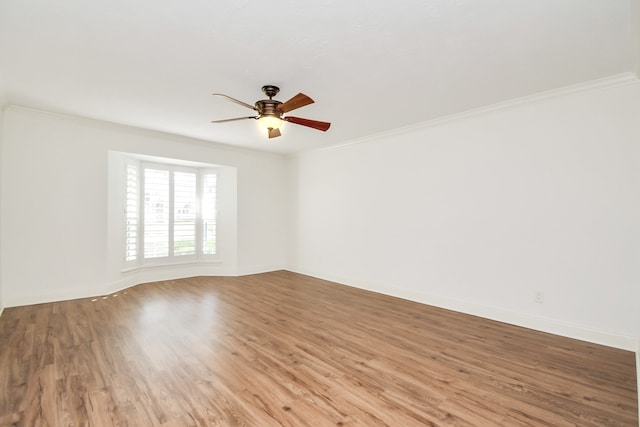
<box><xmin>256</xmin><ymin>99</ymin><xmax>283</xmax><ymax>117</ymax></box>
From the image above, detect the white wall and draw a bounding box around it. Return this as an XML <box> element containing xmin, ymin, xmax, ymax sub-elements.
<box><xmin>287</xmin><ymin>77</ymin><xmax>640</xmax><ymax>350</ymax></box>
<box><xmin>633</xmin><ymin>0</ymin><xmax>640</xmax><ymax>78</ymax></box>
<box><xmin>0</xmin><ymin>104</ymin><xmax>5</xmax><ymax>316</ymax></box>
<box><xmin>0</xmin><ymin>107</ymin><xmax>287</xmax><ymax>306</ymax></box>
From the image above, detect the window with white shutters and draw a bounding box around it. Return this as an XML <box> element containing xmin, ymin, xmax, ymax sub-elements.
<box><xmin>125</xmin><ymin>163</ymin><xmax>138</xmax><ymax>262</ymax></box>
<box><xmin>202</xmin><ymin>173</ymin><xmax>217</xmax><ymax>255</ymax></box>
<box><xmin>125</xmin><ymin>161</ymin><xmax>217</xmax><ymax>264</ymax></box>
<box><xmin>143</xmin><ymin>168</ymin><xmax>170</xmax><ymax>259</ymax></box>
<box><xmin>174</xmin><ymin>172</ymin><xmax>197</xmax><ymax>256</ymax></box>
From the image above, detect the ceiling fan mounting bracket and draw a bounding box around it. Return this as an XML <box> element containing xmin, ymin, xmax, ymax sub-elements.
<box><xmin>261</xmin><ymin>85</ymin><xmax>280</xmax><ymax>99</ymax></box>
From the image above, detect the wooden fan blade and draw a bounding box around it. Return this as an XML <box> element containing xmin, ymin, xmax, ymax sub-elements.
<box><xmin>268</xmin><ymin>128</ymin><xmax>282</xmax><ymax>138</ymax></box>
<box><xmin>277</xmin><ymin>93</ymin><xmax>314</xmax><ymax>113</ymax></box>
<box><xmin>211</xmin><ymin>116</ymin><xmax>257</xmax><ymax>123</ymax></box>
<box><xmin>284</xmin><ymin>116</ymin><xmax>331</xmax><ymax>132</ymax></box>
<box><xmin>212</xmin><ymin>93</ymin><xmax>257</xmax><ymax>111</ymax></box>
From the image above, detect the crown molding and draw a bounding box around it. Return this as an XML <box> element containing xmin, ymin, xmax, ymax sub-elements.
<box><xmin>290</xmin><ymin>72</ymin><xmax>640</xmax><ymax>159</ymax></box>
<box><xmin>3</xmin><ymin>105</ymin><xmax>286</xmax><ymax>160</ymax></box>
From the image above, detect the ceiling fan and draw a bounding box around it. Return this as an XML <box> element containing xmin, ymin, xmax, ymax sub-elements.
<box><xmin>211</xmin><ymin>85</ymin><xmax>331</xmax><ymax>139</ymax></box>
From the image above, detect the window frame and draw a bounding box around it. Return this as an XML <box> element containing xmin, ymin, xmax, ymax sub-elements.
<box><xmin>124</xmin><ymin>159</ymin><xmax>218</xmax><ymax>268</ymax></box>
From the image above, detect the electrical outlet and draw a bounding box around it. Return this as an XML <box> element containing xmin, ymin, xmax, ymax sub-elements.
<box><xmin>534</xmin><ymin>291</ymin><xmax>545</xmax><ymax>303</ymax></box>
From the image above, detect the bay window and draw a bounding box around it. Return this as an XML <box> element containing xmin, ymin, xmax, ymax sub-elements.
<box><xmin>125</xmin><ymin>161</ymin><xmax>217</xmax><ymax>265</ymax></box>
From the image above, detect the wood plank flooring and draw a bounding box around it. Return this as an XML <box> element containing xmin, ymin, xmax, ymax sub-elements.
<box><xmin>0</xmin><ymin>271</ymin><xmax>637</xmax><ymax>426</ymax></box>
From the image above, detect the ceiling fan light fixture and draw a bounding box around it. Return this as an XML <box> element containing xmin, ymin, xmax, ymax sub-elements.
<box><xmin>258</xmin><ymin>115</ymin><xmax>283</xmax><ymax>130</ymax></box>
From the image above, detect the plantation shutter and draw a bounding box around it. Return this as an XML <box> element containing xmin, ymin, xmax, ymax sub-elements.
<box><xmin>174</xmin><ymin>172</ymin><xmax>197</xmax><ymax>256</ymax></box>
<box><xmin>143</xmin><ymin>168</ymin><xmax>170</xmax><ymax>258</ymax></box>
<box><xmin>202</xmin><ymin>173</ymin><xmax>217</xmax><ymax>255</ymax></box>
<box><xmin>126</xmin><ymin>160</ymin><xmax>218</xmax><ymax>264</ymax></box>
<box><xmin>125</xmin><ymin>163</ymin><xmax>138</xmax><ymax>262</ymax></box>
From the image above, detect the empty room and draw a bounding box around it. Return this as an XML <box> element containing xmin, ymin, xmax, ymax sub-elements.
<box><xmin>1</xmin><ymin>0</ymin><xmax>639</xmax><ymax>425</ymax></box>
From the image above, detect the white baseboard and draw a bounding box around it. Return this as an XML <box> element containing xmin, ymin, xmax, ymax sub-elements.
<box><xmin>122</xmin><ymin>262</ymin><xmax>237</xmax><ymax>283</ymax></box>
<box><xmin>287</xmin><ymin>266</ymin><xmax>639</xmax><ymax>352</ymax></box>
<box><xmin>4</xmin><ymin>265</ymin><xmax>638</xmax><ymax>354</ymax></box>
<box><xmin>6</xmin><ymin>284</ymin><xmax>119</xmax><ymax>307</ymax></box>
<box><xmin>235</xmin><ymin>264</ymin><xmax>286</xmax><ymax>276</ymax></box>
<box><xmin>2</xmin><ymin>264</ymin><xmax>283</xmax><ymax>308</ymax></box>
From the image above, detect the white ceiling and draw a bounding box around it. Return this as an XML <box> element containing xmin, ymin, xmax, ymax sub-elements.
<box><xmin>0</xmin><ymin>0</ymin><xmax>637</xmax><ymax>154</ymax></box>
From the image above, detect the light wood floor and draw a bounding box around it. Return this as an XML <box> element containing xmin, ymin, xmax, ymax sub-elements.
<box><xmin>0</xmin><ymin>271</ymin><xmax>637</xmax><ymax>426</ymax></box>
